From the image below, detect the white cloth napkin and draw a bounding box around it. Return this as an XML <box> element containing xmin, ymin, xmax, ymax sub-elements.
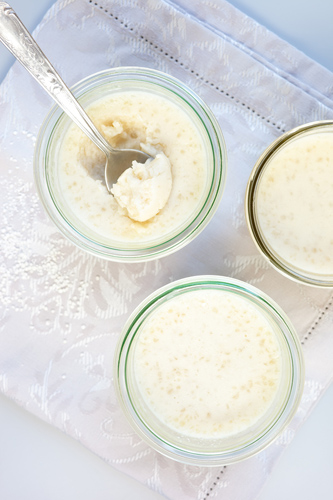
<box><xmin>0</xmin><ymin>1</ymin><xmax>332</xmax><ymax>498</ymax></box>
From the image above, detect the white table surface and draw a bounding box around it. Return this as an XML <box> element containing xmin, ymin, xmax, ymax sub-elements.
<box><xmin>0</xmin><ymin>1</ymin><xmax>332</xmax><ymax>499</ymax></box>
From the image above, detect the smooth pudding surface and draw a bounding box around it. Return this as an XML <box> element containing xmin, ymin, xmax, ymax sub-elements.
<box><xmin>133</xmin><ymin>289</ymin><xmax>282</xmax><ymax>438</ymax></box>
<box><xmin>256</xmin><ymin>131</ymin><xmax>333</xmax><ymax>276</ymax></box>
<box><xmin>59</xmin><ymin>90</ymin><xmax>207</xmax><ymax>243</ymax></box>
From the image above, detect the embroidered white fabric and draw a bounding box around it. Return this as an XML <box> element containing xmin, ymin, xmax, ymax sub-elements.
<box><xmin>0</xmin><ymin>0</ymin><xmax>332</xmax><ymax>498</ymax></box>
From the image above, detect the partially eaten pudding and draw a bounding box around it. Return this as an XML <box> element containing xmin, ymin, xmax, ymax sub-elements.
<box><xmin>34</xmin><ymin>68</ymin><xmax>226</xmax><ymax>261</ymax></box>
<box><xmin>59</xmin><ymin>90</ymin><xmax>206</xmax><ymax>241</ymax></box>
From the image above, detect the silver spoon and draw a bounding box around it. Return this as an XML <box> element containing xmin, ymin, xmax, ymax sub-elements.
<box><xmin>0</xmin><ymin>2</ymin><xmax>151</xmax><ymax>190</ymax></box>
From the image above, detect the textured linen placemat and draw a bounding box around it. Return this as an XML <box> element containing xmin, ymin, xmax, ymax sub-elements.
<box><xmin>0</xmin><ymin>1</ymin><xmax>332</xmax><ymax>498</ymax></box>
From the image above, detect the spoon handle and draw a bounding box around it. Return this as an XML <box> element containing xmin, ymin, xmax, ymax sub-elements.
<box><xmin>0</xmin><ymin>2</ymin><xmax>111</xmax><ymax>156</ymax></box>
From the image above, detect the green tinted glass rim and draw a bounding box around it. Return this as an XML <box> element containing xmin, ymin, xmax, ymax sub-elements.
<box><xmin>115</xmin><ymin>277</ymin><xmax>304</xmax><ymax>464</ymax></box>
<box><xmin>39</xmin><ymin>68</ymin><xmax>226</xmax><ymax>261</ymax></box>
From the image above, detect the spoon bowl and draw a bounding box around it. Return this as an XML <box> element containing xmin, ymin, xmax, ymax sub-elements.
<box><xmin>104</xmin><ymin>148</ymin><xmax>151</xmax><ymax>191</ymax></box>
<box><xmin>0</xmin><ymin>2</ymin><xmax>151</xmax><ymax>188</ymax></box>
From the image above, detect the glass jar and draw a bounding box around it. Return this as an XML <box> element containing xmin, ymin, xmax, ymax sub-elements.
<box><xmin>245</xmin><ymin>120</ymin><xmax>333</xmax><ymax>287</ymax></box>
<box><xmin>34</xmin><ymin>67</ymin><xmax>227</xmax><ymax>262</ymax></box>
<box><xmin>114</xmin><ymin>276</ymin><xmax>304</xmax><ymax>466</ymax></box>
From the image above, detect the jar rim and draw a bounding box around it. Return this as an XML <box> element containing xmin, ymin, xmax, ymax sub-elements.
<box><xmin>245</xmin><ymin>120</ymin><xmax>333</xmax><ymax>287</ymax></box>
<box><xmin>34</xmin><ymin>67</ymin><xmax>227</xmax><ymax>262</ymax></box>
<box><xmin>114</xmin><ymin>275</ymin><xmax>304</xmax><ymax>466</ymax></box>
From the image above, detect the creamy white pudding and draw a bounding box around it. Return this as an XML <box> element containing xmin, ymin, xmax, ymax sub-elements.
<box><xmin>256</xmin><ymin>130</ymin><xmax>333</xmax><ymax>277</ymax></box>
<box><xmin>111</xmin><ymin>153</ymin><xmax>172</xmax><ymax>222</ymax></box>
<box><xmin>59</xmin><ymin>90</ymin><xmax>207</xmax><ymax>242</ymax></box>
<box><xmin>133</xmin><ymin>288</ymin><xmax>282</xmax><ymax>438</ymax></box>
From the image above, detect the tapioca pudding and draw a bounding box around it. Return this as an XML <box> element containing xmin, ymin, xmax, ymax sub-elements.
<box><xmin>59</xmin><ymin>90</ymin><xmax>207</xmax><ymax>242</ymax></box>
<box><xmin>256</xmin><ymin>128</ymin><xmax>333</xmax><ymax>279</ymax></box>
<box><xmin>133</xmin><ymin>288</ymin><xmax>282</xmax><ymax>438</ymax></box>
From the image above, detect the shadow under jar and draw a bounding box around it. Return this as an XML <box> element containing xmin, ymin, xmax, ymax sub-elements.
<box><xmin>34</xmin><ymin>67</ymin><xmax>227</xmax><ymax>262</ymax></box>
<box><xmin>245</xmin><ymin>120</ymin><xmax>333</xmax><ymax>287</ymax></box>
<box><xmin>114</xmin><ymin>276</ymin><xmax>304</xmax><ymax>466</ymax></box>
